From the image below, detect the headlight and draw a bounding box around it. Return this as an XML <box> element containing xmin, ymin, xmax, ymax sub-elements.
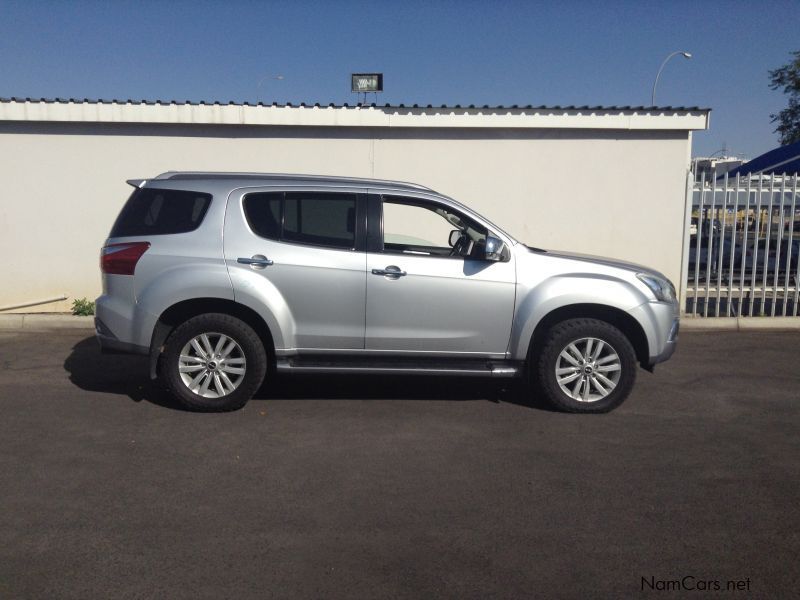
<box><xmin>637</xmin><ymin>273</ymin><xmax>676</xmax><ymax>303</ymax></box>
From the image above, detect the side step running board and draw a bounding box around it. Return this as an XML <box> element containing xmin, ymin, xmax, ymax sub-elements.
<box><xmin>275</xmin><ymin>358</ymin><xmax>522</xmax><ymax>378</ymax></box>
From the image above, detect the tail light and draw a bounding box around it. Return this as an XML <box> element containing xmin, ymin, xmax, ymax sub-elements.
<box><xmin>101</xmin><ymin>242</ymin><xmax>150</xmax><ymax>275</ymax></box>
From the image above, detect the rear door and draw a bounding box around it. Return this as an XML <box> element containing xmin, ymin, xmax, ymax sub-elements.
<box><xmin>224</xmin><ymin>188</ymin><xmax>367</xmax><ymax>350</ymax></box>
<box><xmin>364</xmin><ymin>194</ymin><xmax>516</xmax><ymax>356</ymax></box>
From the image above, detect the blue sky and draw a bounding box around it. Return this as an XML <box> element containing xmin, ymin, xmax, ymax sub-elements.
<box><xmin>1</xmin><ymin>0</ymin><xmax>797</xmax><ymax>158</ymax></box>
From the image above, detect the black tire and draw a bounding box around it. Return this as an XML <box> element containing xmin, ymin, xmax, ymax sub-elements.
<box><xmin>159</xmin><ymin>313</ymin><xmax>267</xmax><ymax>412</ymax></box>
<box><xmin>533</xmin><ymin>318</ymin><xmax>637</xmax><ymax>413</ymax></box>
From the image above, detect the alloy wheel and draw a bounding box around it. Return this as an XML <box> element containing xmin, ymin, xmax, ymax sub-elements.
<box><xmin>555</xmin><ymin>337</ymin><xmax>622</xmax><ymax>402</ymax></box>
<box><xmin>178</xmin><ymin>332</ymin><xmax>247</xmax><ymax>398</ymax></box>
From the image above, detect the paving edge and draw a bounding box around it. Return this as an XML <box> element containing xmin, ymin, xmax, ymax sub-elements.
<box><xmin>681</xmin><ymin>316</ymin><xmax>800</xmax><ymax>331</ymax></box>
<box><xmin>0</xmin><ymin>314</ymin><xmax>94</xmax><ymax>330</ymax></box>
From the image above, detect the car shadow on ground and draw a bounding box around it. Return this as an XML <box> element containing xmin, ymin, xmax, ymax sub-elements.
<box><xmin>63</xmin><ymin>336</ymin><xmax>183</xmax><ymax>410</ymax></box>
<box><xmin>64</xmin><ymin>335</ymin><xmax>554</xmax><ymax>412</ymax></box>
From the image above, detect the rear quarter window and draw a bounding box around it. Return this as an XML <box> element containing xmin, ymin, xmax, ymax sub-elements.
<box><xmin>242</xmin><ymin>192</ymin><xmax>282</xmax><ymax>240</ymax></box>
<box><xmin>110</xmin><ymin>188</ymin><xmax>212</xmax><ymax>237</ymax></box>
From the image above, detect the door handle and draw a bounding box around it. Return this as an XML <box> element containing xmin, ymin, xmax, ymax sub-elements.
<box><xmin>372</xmin><ymin>265</ymin><xmax>407</xmax><ymax>278</ymax></box>
<box><xmin>237</xmin><ymin>255</ymin><xmax>274</xmax><ymax>269</ymax></box>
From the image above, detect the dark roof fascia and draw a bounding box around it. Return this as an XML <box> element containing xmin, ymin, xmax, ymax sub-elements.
<box><xmin>0</xmin><ymin>97</ymin><xmax>711</xmax><ymax>112</ymax></box>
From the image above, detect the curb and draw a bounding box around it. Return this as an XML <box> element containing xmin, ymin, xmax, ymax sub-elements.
<box><xmin>0</xmin><ymin>314</ymin><xmax>94</xmax><ymax>330</ymax></box>
<box><xmin>681</xmin><ymin>316</ymin><xmax>800</xmax><ymax>331</ymax></box>
<box><xmin>1</xmin><ymin>313</ymin><xmax>798</xmax><ymax>333</ymax></box>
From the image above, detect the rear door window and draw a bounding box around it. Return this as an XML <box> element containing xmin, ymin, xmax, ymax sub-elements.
<box><xmin>243</xmin><ymin>191</ymin><xmax>357</xmax><ymax>250</ymax></box>
<box><xmin>111</xmin><ymin>188</ymin><xmax>212</xmax><ymax>237</ymax></box>
<box><xmin>283</xmin><ymin>193</ymin><xmax>356</xmax><ymax>249</ymax></box>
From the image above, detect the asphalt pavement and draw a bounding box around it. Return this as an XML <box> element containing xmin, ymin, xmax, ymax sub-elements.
<box><xmin>0</xmin><ymin>330</ymin><xmax>798</xmax><ymax>599</ymax></box>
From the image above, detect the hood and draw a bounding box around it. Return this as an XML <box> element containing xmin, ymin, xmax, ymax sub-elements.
<box><xmin>529</xmin><ymin>247</ymin><xmax>667</xmax><ymax>280</ymax></box>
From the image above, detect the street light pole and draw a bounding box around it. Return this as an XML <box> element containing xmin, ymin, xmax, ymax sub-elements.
<box><xmin>651</xmin><ymin>51</ymin><xmax>692</xmax><ymax>106</ymax></box>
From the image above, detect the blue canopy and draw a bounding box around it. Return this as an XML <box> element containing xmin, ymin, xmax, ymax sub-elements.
<box><xmin>726</xmin><ymin>140</ymin><xmax>800</xmax><ymax>177</ymax></box>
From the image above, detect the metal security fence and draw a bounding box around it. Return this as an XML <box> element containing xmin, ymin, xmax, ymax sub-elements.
<box><xmin>685</xmin><ymin>172</ymin><xmax>800</xmax><ymax>317</ymax></box>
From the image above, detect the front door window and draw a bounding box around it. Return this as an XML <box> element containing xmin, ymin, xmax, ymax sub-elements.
<box><xmin>382</xmin><ymin>196</ymin><xmax>488</xmax><ymax>259</ymax></box>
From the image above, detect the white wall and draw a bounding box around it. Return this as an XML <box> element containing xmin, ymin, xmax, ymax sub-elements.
<box><xmin>0</xmin><ymin>123</ymin><xmax>690</xmax><ymax>312</ymax></box>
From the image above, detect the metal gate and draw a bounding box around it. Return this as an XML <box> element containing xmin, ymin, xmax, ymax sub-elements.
<box><xmin>685</xmin><ymin>172</ymin><xmax>800</xmax><ymax>317</ymax></box>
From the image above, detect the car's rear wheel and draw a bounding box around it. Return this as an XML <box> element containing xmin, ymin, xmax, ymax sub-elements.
<box><xmin>160</xmin><ymin>313</ymin><xmax>267</xmax><ymax>411</ymax></box>
<box><xmin>534</xmin><ymin>318</ymin><xmax>637</xmax><ymax>413</ymax></box>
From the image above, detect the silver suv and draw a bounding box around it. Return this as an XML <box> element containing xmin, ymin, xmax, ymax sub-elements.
<box><xmin>96</xmin><ymin>172</ymin><xmax>679</xmax><ymax>413</ymax></box>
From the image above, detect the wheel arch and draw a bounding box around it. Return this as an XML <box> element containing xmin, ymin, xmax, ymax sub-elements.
<box><xmin>148</xmin><ymin>298</ymin><xmax>276</xmax><ymax>379</ymax></box>
<box><xmin>526</xmin><ymin>303</ymin><xmax>650</xmax><ymax>368</ymax></box>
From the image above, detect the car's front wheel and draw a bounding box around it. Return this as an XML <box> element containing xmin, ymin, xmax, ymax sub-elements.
<box><xmin>160</xmin><ymin>313</ymin><xmax>267</xmax><ymax>411</ymax></box>
<box><xmin>534</xmin><ymin>318</ymin><xmax>637</xmax><ymax>413</ymax></box>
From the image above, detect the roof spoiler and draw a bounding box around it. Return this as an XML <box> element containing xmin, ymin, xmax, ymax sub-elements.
<box><xmin>126</xmin><ymin>179</ymin><xmax>147</xmax><ymax>188</ymax></box>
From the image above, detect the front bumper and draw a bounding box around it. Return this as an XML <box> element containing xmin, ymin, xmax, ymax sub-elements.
<box><xmin>648</xmin><ymin>318</ymin><xmax>679</xmax><ymax>366</ymax></box>
<box><xmin>627</xmin><ymin>300</ymin><xmax>680</xmax><ymax>369</ymax></box>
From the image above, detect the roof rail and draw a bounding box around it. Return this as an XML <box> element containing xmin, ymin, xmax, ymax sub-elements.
<box><xmin>152</xmin><ymin>171</ymin><xmax>435</xmax><ymax>192</ymax></box>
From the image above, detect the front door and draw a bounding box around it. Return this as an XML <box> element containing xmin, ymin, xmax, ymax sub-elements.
<box><xmin>365</xmin><ymin>195</ymin><xmax>516</xmax><ymax>356</ymax></box>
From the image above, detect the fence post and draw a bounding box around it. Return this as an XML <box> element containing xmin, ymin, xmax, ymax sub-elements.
<box><xmin>786</xmin><ymin>176</ymin><xmax>798</xmax><ymax>315</ymax></box>
<box><xmin>679</xmin><ymin>166</ymin><xmax>696</xmax><ymax>315</ymax></box>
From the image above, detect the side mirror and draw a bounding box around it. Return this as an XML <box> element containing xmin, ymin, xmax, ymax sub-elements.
<box><xmin>484</xmin><ymin>235</ymin><xmax>506</xmax><ymax>262</ymax></box>
<box><xmin>448</xmin><ymin>229</ymin><xmax>463</xmax><ymax>248</ymax></box>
